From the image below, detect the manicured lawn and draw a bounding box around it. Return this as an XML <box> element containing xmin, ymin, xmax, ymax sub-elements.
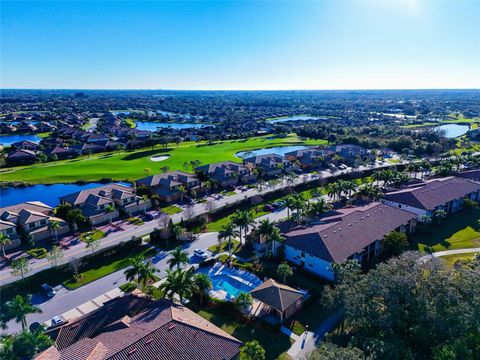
<box><xmin>412</xmin><ymin>208</ymin><xmax>480</xmax><ymax>253</ymax></box>
<box><xmin>63</xmin><ymin>246</ymin><xmax>156</xmax><ymax>289</ymax></box>
<box><xmin>125</xmin><ymin>118</ymin><xmax>136</xmax><ymax>128</ymax></box>
<box><xmin>79</xmin><ymin>229</ymin><xmax>105</xmax><ymax>242</ymax></box>
<box><xmin>0</xmin><ymin>134</ymin><xmax>327</xmax><ymax>184</ymax></box>
<box><xmin>208</xmin><ymin>239</ymin><xmax>241</xmax><ymax>253</ymax></box>
<box><xmin>191</xmin><ymin>304</ymin><xmax>293</xmax><ymax>360</ymax></box>
<box><xmin>161</xmin><ymin>205</ymin><xmax>182</xmax><ymax>215</ymax></box>
<box><xmin>440</xmin><ymin>253</ymin><xmax>478</xmax><ymax>267</ymax></box>
<box><xmin>206</xmin><ymin>206</ymin><xmax>270</xmax><ymax>232</ymax></box>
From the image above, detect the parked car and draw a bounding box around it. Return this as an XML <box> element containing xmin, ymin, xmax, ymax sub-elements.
<box><xmin>51</xmin><ymin>316</ymin><xmax>64</xmax><ymax>327</ymax></box>
<box><xmin>272</xmin><ymin>201</ymin><xmax>285</xmax><ymax>210</ymax></box>
<box><xmin>193</xmin><ymin>249</ymin><xmax>208</xmax><ymax>260</ymax></box>
<box><xmin>144</xmin><ymin>213</ymin><xmax>154</xmax><ymax>221</ymax></box>
<box><xmin>41</xmin><ymin>283</ymin><xmax>56</xmax><ymax>298</ymax></box>
<box><xmin>263</xmin><ymin>204</ymin><xmax>275</xmax><ymax>212</ymax></box>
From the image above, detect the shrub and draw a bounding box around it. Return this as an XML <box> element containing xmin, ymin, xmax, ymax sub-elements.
<box><xmin>26</xmin><ymin>247</ymin><xmax>48</xmax><ymax>259</ymax></box>
<box><xmin>119</xmin><ymin>282</ymin><xmax>137</xmax><ymax>293</ymax></box>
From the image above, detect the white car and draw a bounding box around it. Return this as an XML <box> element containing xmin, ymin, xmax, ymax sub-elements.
<box><xmin>193</xmin><ymin>249</ymin><xmax>208</xmax><ymax>260</ymax></box>
<box><xmin>51</xmin><ymin>316</ymin><xmax>64</xmax><ymax>327</ymax></box>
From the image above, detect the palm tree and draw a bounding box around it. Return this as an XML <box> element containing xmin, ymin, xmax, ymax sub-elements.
<box><xmin>124</xmin><ymin>255</ymin><xmax>158</xmax><ymax>289</ymax></box>
<box><xmin>194</xmin><ymin>273</ymin><xmax>212</xmax><ymax>304</ymax></box>
<box><xmin>160</xmin><ymin>268</ymin><xmax>197</xmax><ymax>303</ymax></box>
<box><xmin>66</xmin><ymin>209</ymin><xmax>85</xmax><ymax>233</ymax></box>
<box><xmin>167</xmin><ymin>246</ymin><xmax>189</xmax><ymax>270</ymax></box>
<box><xmin>232</xmin><ymin>210</ymin><xmax>254</xmax><ymax>245</ymax></box>
<box><xmin>219</xmin><ymin>221</ymin><xmax>239</xmax><ymax>257</ymax></box>
<box><xmin>358</xmin><ymin>184</ymin><xmax>383</xmax><ymax>201</ymax></box>
<box><xmin>282</xmin><ymin>195</ymin><xmax>296</xmax><ymax>218</ymax></box>
<box><xmin>172</xmin><ymin>224</ymin><xmax>183</xmax><ymax>241</ymax></box>
<box><xmin>105</xmin><ymin>204</ymin><xmax>116</xmax><ymax>225</ymax></box>
<box><xmin>256</xmin><ymin>219</ymin><xmax>274</xmax><ymax>245</ymax></box>
<box><xmin>3</xmin><ymin>294</ymin><xmax>41</xmax><ymax>331</ymax></box>
<box><xmin>235</xmin><ymin>292</ymin><xmax>253</xmax><ymax>313</ymax></box>
<box><xmin>277</xmin><ymin>263</ymin><xmax>293</xmax><ymax>283</ymax></box>
<box><xmin>326</xmin><ymin>182</ymin><xmax>341</xmax><ymax>202</ymax></box>
<box><xmin>269</xmin><ymin>227</ymin><xmax>284</xmax><ymax>256</ymax></box>
<box><xmin>307</xmin><ymin>198</ymin><xmax>331</xmax><ymax>217</ymax></box>
<box><xmin>48</xmin><ymin>220</ymin><xmax>61</xmax><ymax>243</ymax></box>
<box><xmin>0</xmin><ymin>233</ymin><xmax>12</xmax><ymax>258</ymax></box>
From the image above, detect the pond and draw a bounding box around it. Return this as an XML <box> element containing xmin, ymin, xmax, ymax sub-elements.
<box><xmin>267</xmin><ymin>115</ymin><xmax>324</xmax><ymax>123</ymax></box>
<box><xmin>0</xmin><ymin>182</ymin><xmax>131</xmax><ymax>207</ymax></box>
<box><xmin>236</xmin><ymin>145</ymin><xmax>311</xmax><ymax>158</ymax></box>
<box><xmin>0</xmin><ymin>134</ymin><xmax>41</xmax><ymax>146</ymax></box>
<box><xmin>135</xmin><ymin>121</ymin><xmax>213</xmax><ymax>131</ymax></box>
<box><xmin>434</xmin><ymin>124</ymin><xmax>469</xmax><ymax>138</ymax></box>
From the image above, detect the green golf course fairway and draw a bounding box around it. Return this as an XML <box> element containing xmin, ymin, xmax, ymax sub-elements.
<box><xmin>0</xmin><ymin>134</ymin><xmax>327</xmax><ymax>184</ymax></box>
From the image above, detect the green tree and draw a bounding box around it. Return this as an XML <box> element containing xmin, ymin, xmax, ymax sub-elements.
<box><xmin>240</xmin><ymin>340</ymin><xmax>266</xmax><ymax>360</ymax></box>
<box><xmin>105</xmin><ymin>204</ymin><xmax>116</xmax><ymax>225</ymax></box>
<box><xmin>10</xmin><ymin>257</ymin><xmax>30</xmax><ymax>280</ymax></box>
<box><xmin>232</xmin><ymin>210</ymin><xmax>254</xmax><ymax>244</ymax></box>
<box><xmin>2</xmin><ymin>295</ymin><xmax>41</xmax><ymax>331</ymax></box>
<box><xmin>219</xmin><ymin>221</ymin><xmax>239</xmax><ymax>257</ymax></box>
<box><xmin>46</xmin><ymin>246</ymin><xmax>64</xmax><ymax>268</ymax></box>
<box><xmin>194</xmin><ymin>273</ymin><xmax>212</xmax><ymax>304</ymax></box>
<box><xmin>235</xmin><ymin>292</ymin><xmax>253</xmax><ymax>313</ymax></box>
<box><xmin>383</xmin><ymin>231</ymin><xmax>409</xmax><ymax>256</ymax></box>
<box><xmin>48</xmin><ymin>220</ymin><xmax>61</xmax><ymax>243</ymax></box>
<box><xmin>308</xmin><ymin>198</ymin><xmax>331</xmax><ymax>217</ymax></box>
<box><xmin>307</xmin><ymin>343</ymin><xmax>366</xmax><ymax>360</ymax></box>
<box><xmin>0</xmin><ymin>233</ymin><xmax>12</xmax><ymax>258</ymax></box>
<box><xmin>124</xmin><ymin>255</ymin><xmax>158</xmax><ymax>289</ymax></box>
<box><xmin>160</xmin><ymin>268</ymin><xmax>197</xmax><ymax>303</ymax></box>
<box><xmin>277</xmin><ymin>262</ymin><xmax>293</xmax><ymax>283</ymax></box>
<box><xmin>84</xmin><ymin>236</ymin><xmax>101</xmax><ymax>254</ymax></box>
<box><xmin>167</xmin><ymin>246</ymin><xmax>189</xmax><ymax>270</ymax></box>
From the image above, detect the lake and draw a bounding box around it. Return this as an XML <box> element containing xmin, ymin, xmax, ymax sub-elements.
<box><xmin>236</xmin><ymin>145</ymin><xmax>311</xmax><ymax>158</ymax></box>
<box><xmin>0</xmin><ymin>182</ymin><xmax>131</xmax><ymax>207</ymax></box>
<box><xmin>434</xmin><ymin>124</ymin><xmax>469</xmax><ymax>138</ymax></box>
<box><xmin>267</xmin><ymin>115</ymin><xmax>323</xmax><ymax>123</ymax></box>
<box><xmin>135</xmin><ymin>121</ymin><xmax>213</xmax><ymax>131</ymax></box>
<box><xmin>0</xmin><ymin>134</ymin><xmax>41</xmax><ymax>146</ymax></box>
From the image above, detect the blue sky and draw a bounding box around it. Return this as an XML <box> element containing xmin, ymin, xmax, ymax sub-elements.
<box><xmin>1</xmin><ymin>1</ymin><xmax>479</xmax><ymax>90</ymax></box>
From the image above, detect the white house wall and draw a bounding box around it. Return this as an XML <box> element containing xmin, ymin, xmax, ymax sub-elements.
<box><xmin>284</xmin><ymin>244</ymin><xmax>334</xmax><ymax>281</ymax></box>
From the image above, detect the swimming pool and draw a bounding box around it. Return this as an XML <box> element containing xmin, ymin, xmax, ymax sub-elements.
<box><xmin>210</xmin><ymin>274</ymin><xmax>256</xmax><ymax>298</ymax></box>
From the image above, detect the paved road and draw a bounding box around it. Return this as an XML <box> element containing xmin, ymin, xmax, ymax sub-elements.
<box><xmin>419</xmin><ymin>247</ymin><xmax>480</xmax><ymax>263</ymax></box>
<box><xmin>1</xmin><ymin>161</ymin><xmax>391</xmax><ymax>285</ymax></box>
<box><xmin>2</xmin><ymin>231</ymin><xmax>219</xmax><ymax>334</ymax></box>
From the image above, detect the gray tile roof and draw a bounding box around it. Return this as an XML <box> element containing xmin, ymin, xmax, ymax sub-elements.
<box><xmin>250</xmin><ymin>279</ymin><xmax>305</xmax><ymax>312</ymax></box>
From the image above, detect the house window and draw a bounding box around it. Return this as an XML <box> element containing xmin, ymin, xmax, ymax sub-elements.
<box><xmin>40</xmin><ymin>219</ymin><xmax>47</xmax><ymax>225</ymax></box>
<box><xmin>29</xmin><ymin>223</ymin><xmax>35</xmax><ymax>229</ymax></box>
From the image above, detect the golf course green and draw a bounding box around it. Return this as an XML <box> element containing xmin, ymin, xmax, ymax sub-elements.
<box><xmin>0</xmin><ymin>134</ymin><xmax>327</xmax><ymax>184</ymax></box>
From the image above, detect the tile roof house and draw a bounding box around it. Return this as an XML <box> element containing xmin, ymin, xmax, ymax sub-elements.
<box><xmin>383</xmin><ymin>176</ymin><xmax>480</xmax><ymax>221</ymax></box>
<box><xmin>284</xmin><ymin>148</ymin><xmax>333</xmax><ymax>169</ymax></box>
<box><xmin>0</xmin><ymin>219</ymin><xmax>21</xmax><ymax>251</ymax></box>
<box><xmin>250</xmin><ymin>279</ymin><xmax>307</xmax><ymax>321</ymax></box>
<box><xmin>136</xmin><ymin>171</ymin><xmax>202</xmax><ymax>202</ymax></box>
<box><xmin>59</xmin><ymin>184</ymin><xmax>150</xmax><ymax>225</ymax></box>
<box><xmin>6</xmin><ymin>149</ymin><xmax>38</xmax><ymax>164</ymax></box>
<box><xmin>196</xmin><ymin>161</ymin><xmax>256</xmax><ymax>187</ymax></box>
<box><xmin>36</xmin><ymin>295</ymin><xmax>242</xmax><ymax>360</ymax></box>
<box><xmin>456</xmin><ymin>168</ymin><xmax>480</xmax><ymax>184</ymax></box>
<box><xmin>11</xmin><ymin>140</ymin><xmax>41</xmax><ymax>151</ymax></box>
<box><xmin>244</xmin><ymin>153</ymin><xmax>292</xmax><ymax>177</ymax></box>
<box><xmin>279</xmin><ymin>202</ymin><xmax>417</xmax><ymax>280</ymax></box>
<box><xmin>0</xmin><ymin>201</ymin><xmax>69</xmax><ymax>246</ymax></box>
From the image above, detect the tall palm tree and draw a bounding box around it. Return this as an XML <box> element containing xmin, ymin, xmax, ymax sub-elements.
<box><xmin>358</xmin><ymin>184</ymin><xmax>383</xmax><ymax>201</ymax></box>
<box><xmin>194</xmin><ymin>273</ymin><xmax>212</xmax><ymax>304</ymax></box>
<box><xmin>282</xmin><ymin>195</ymin><xmax>296</xmax><ymax>218</ymax></box>
<box><xmin>308</xmin><ymin>198</ymin><xmax>331</xmax><ymax>217</ymax></box>
<box><xmin>167</xmin><ymin>246</ymin><xmax>189</xmax><ymax>270</ymax></box>
<box><xmin>160</xmin><ymin>268</ymin><xmax>197</xmax><ymax>303</ymax></box>
<box><xmin>124</xmin><ymin>255</ymin><xmax>158</xmax><ymax>289</ymax></box>
<box><xmin>269</xmin><ymin>227</ymin><xmax>284</xmax><ymax>256</ymax></box>
<box><xmin>219</xmin><ymin>221</ymin><xmax>239</xmax><ymax>257</ymax></box>
<box><xmin>0</xmin><ymin>233</ymin><xmax>12</xmax><ymax>258</ymax></box>
<box><xmin>257</xmin><ymin>219</ymin><xmax>274</xmax><ymax>244</ymax></box>
<box><xmin>3</xmin><ymin>294</ymin><xmax>41</xmax><ymax>331</ymax></box>
<box><xmin>232</xmin><ymin>210</ymin><xmax>254</xmax><ymax>245</ymax></box>
<box><xmin>48</xmin><ymin>220</ymin><xmax>61</xmax><ymax>243</ymax></box>
<box><xmin>105</xmin><ymin>204</ymin><xmax>116</xmax><ymax>225</ymax></box>
<box><xmin>235</xmin><ymin>292</ymin><xmax>253</xmax><ymax>313</ymax></box>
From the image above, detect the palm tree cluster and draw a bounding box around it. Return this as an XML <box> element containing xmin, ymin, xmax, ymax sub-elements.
<box><xmin>256</xmin><ymin>219</ymin><xmax>284</xmax><ymax>255</ymax></box>
<box><xmin>372</xmin><ymin>169</ymin><xmax>409</xmax><ymax>188</ymax></box>
<box><xmin>124</xmin><ymin>255</ymin><xmax>158</xmax><ymax>290</ymax></box>
<box><xmin>326</xmin><ymin>180</ymin><xmax>358</xmax><ymax>202</ymax></box>
<box><xmin>160</xmin><ymin>267</ymin><xmax>212</xmax><ymax>304</ymax></box>
<box><xmin>231</xmin><ymin>210</ymin><xmax>254</xmax><ymax>244</ymax></box>
<box><xmin>218</xmin><ymin>221</ymin><xmax>239</xmax><ymax>257</ymax></box>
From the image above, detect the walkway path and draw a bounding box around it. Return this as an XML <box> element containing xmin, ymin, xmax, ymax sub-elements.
<box><xmin>419</xmin><ymin>247</ymin><xmax>480</xmax><ymax>262</ymax></box>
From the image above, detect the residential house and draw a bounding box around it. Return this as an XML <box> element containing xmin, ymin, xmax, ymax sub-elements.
<box><xmin>136</xmin><ymin>170</ymin><xmax>202</xmax><ymax>202</ymax></box>
<box><xmin>456</xmin><ymin>168</ymin><xmax>480</xmax><ymax>183</ymax></box>
<box><xmin>70</xmin><ymin>143</ymin><xmax>106</xmax><ymax>155</ymax></box>
<box><xmin>244</xmin><ymin>153</ymin><xmax>292</xmax><ymax>177</ymax></box>
<box><xmin>11</xmin><ymin>140</ymin><xmax>41</xmax><ymax>151</ymax></box>
<box><xmin>36</xmin><ymin>294</ymin><xmax>242</xmax><ymax>360</ymax></box>
<box><xmin>0</xmin><ymin>201</ymin><xmax>69</xmax><ymax>245</ymax></box>
<box><xmin>0</xmin><ymin>219</ymin><xmax>21</xmax><ymax>251</ymax></box>
<box><xmin>383</xmin><ymin>176</ymin><xmax>480</xmax><ymax>221</ymax></box>
<box><xmin>59</xmin><ymin>184</ymin><xmax>149</xmax><ymax>225</ymax></box>
<box><xmin>6</xmin><ymin>149</ymin><xmax>38</xmax><ymax>164</ymax></box>
<box><xmin>47</xmin><ymin>146</ymin><xmax>78</xmax><ymax>160</ymax></box>
<box><xmin>277</xmin><ymin>202</ymin><xmax>417</xmax><ymax>280</ymax></box>
<box><xmin>196</xmin><ymin>161</ymin><xmax>256</xmax><ymax>187</ymax></box>
<box><xmin>284</xmin><ymin>148</ymin><xmax>333</xmax><ymax>170</ymax></box>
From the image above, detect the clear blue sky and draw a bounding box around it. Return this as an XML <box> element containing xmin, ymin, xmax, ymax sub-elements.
<box><xmin>1</xmin><ymin>1</ymin><xmax>479</xmax><ymax>90</ymax></box>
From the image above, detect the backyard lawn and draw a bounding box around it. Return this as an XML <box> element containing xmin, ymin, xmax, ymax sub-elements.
<box><xmin>0</xmin><ymin>134</ymin><xmax>327</xmax><ymax>184</ymax></box>
<box><xmin>63</xmin><ymin>246</ymin><xmax>156</xmax><ymax>289</ymax></box>
<box><xmin>161</xmin><ymin>205</ymin><xmax>182</xmax><ymax>215</ymax></box>
<box><xmin>411</xmin><ymin>208</ymin><xmax>480</xmax><ymax>253</ymax></box>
